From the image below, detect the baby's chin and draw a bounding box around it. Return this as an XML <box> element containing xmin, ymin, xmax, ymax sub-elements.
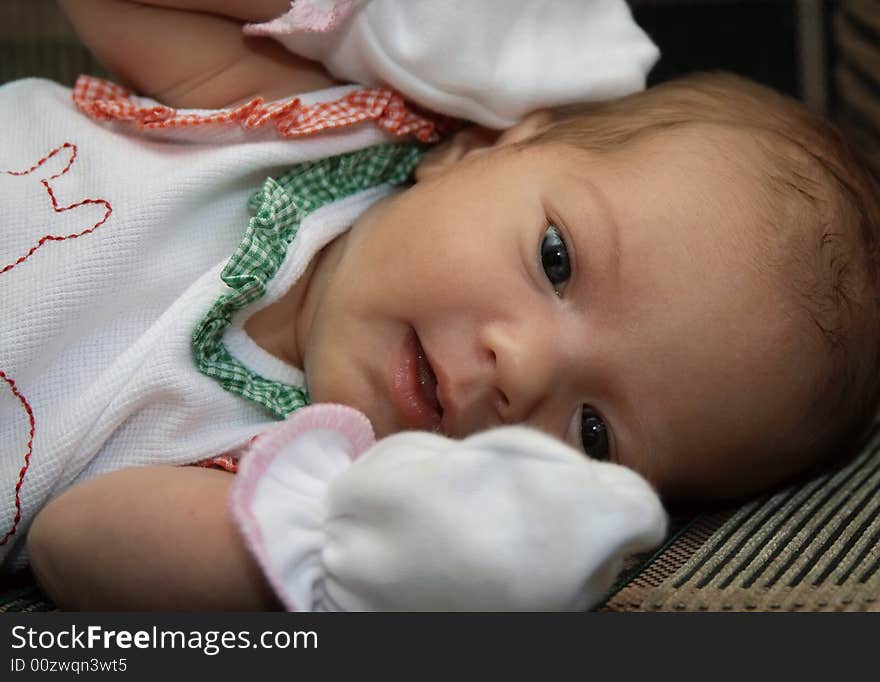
<box><xmin>307</xmin><ymin>384</ymin><xmax>397</xmax><ymax>441</ymax></box>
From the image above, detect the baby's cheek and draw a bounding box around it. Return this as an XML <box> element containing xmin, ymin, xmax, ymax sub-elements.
<box><xmin>303</xmin><ymin>343</ymin><xmax>392</xmax><ymax>437</ymax></box>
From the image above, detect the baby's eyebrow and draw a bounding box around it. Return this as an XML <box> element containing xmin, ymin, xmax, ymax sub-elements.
<box><xmin>563</xmin><ymin>175</ymin><xmax>622</xmax><ymax>298</ymax></box>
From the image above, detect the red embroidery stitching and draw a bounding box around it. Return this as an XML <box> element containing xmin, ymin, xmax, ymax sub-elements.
<box><xmin>1</xmin><ymin>142</ymin><xmax>113</xmax><ymax>275</ymax></box>
<box><xmin>72</xmin><ymin>75</ymin><xmax>453</xmax><ymax>143</ymax></box>
<box><xmin>0</xmin><ymin>369</ymin><xmax>35</xmax><ymax>547</ymax></box>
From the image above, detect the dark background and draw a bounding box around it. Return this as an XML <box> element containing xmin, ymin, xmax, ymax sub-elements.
<box><xmin>633</xmin><ymin>0</ymin><xmax>808</xmax><ymax>96</ymax></box>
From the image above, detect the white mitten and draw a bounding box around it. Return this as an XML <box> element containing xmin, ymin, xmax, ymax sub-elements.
<box><xmin>230</xmin><ymin>404</ymin><xmax>666</xmax><ymax>611</ymax></box>
<box><xmin>245</xmin><ymin>0</ymin><xmax>660</xmax><ymax>128</ymax></box>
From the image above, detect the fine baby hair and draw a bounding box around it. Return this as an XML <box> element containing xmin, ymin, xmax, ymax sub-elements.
<box><xmin>521</xmin><ymin>71</ymin><xmax>880</xmax><ymax>497</ymax></box>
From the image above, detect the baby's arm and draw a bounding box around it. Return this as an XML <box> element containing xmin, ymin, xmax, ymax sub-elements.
<box><xmin>27</xmin><ymin>406</ymin><xmax>667</xmax><ymax>611</ymax></box>
<box><xmin>58</xmin><ymin>0</ymin><xmax>337</xmax><ymax>107</ymax></box>
<box><xmin>27</xmin><ymin>466</ymin><xmax>279</xmax><ymax>610</ymax></box>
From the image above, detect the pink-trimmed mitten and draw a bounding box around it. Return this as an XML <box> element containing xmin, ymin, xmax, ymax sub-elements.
<box><xmin>245</xmin><ymin>0</ymin><xmax>660</xmax><ymax>129</ymax></box>
<box><xmin>230</xmin><ymin>405</ymin><xmax>667</xmax><ymax>611</ymax></box>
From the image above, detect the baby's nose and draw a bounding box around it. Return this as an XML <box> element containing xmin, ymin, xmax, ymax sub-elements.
<box><xmin>480</xmin><ymin>322</ymin><xmax>562</xmax><ymax>424</ymax></box>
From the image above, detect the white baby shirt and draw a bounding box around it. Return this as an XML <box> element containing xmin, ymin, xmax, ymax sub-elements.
<box><xmin>0</xmin><ymin>77</ymin><xmax>430</xmax><ymax>569</ymax></box>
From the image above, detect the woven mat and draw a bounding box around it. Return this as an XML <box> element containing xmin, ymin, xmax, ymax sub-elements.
<box><xmin>0</xmin><ymin>571</ymin><xmax>54</xmax><ymax>612</ymax></box>
<box><xmin>601</xmin><ymin>423</ymin><xmax>880</xmax><ymax>612</ymax></box>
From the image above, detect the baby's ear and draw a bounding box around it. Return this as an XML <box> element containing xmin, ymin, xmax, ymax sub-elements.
<box><xmin>415</xmin><ymin>110</ymin><xmax>554</xmax><ymax>182</ymax></box>
<box><xmin>492</xmin><ymin>109</ymin><xmax>556</xmax><ymax>147</ymax></box>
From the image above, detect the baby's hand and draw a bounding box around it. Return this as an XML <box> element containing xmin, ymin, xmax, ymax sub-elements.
<box><xmin>231</xmin><ymin>404</ymin><xmax>666</xmax><ymax>611</ymax></box>
<box><xmin>248</xmin><ymin>0</ymin><xmax>660</xmax><ymax>127</ymax></box>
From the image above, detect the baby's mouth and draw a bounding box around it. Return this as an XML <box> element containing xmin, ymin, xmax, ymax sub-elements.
<box><xmin>414</xmin><ymin>334</ymin><xmax>442</xmax><ymax>418</ymax></box>
<box><xmin>388</xmin><ymin>327</ymin><xmax>444</xmax><ymax>432</ymax></box>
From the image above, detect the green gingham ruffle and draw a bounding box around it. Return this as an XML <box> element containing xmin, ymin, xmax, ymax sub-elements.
<box><xmin>191</xmin><ymin>142</ymin><xmax>426</xmax><ymax>418</ymax></box>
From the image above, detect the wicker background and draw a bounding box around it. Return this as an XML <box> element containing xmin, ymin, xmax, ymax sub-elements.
<box><xmin>0</xmin><ymin>0</ymin><xmax>108</xmax><ymax>86</ymax></box>
<box><xmin>601</xmin><ymin>425</ymin><xmax>880</xmax><ymax>612</ymax></box>
<box><xmin>835</xmin><ymin>0</ymin><xmax>880</xmax><ymax>176</ymax></box>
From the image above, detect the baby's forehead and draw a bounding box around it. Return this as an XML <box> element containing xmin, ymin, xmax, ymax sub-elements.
<box><xmin>609</xmin><ymin>124</ymin><xmax>836</xmax><ymax>253</ymax></box>
<box><xmin>620</xmin><ymin>122</ymin><xmax>772</xmax><ymax>168</ymax></box>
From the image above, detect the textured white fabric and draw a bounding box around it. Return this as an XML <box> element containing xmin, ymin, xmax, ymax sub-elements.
<box><xmin>0</xmin><ymin>79</ymin><xmax>398</xmax><ymax>569</ymax></box>
<box><xmin>231</xmin><ymin>404</ymin><xmax>667</xmax><ymax>612</ymax></box>
<box><xmin>248</xmin><ymin>0</ymin><xmax>660</xmax><ymax>128</ymax></box>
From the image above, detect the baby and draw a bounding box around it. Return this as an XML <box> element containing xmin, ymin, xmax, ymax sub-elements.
<box><xmin>5</xmin><ymin>0</ymin><xmax>880</xmax><ymax>609</ymax></box>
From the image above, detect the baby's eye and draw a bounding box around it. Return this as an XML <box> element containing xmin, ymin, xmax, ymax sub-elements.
<box><xmin>540</xmin><ymin>224</ymin><xmax>571</xmax><ymax>295</ymax></box>
<box><xmin>580</xmin><ymin>406</ymin><xmax>610</xmax><ymax>461</ymax></box>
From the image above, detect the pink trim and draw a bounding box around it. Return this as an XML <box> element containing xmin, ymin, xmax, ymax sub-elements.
<box><xmin>228</xmin><ymin>404</ymin><xmax>375</xmax><ymax>610</ymax></box>
<box><xmin>245</xmin><ymin>0</ymin><xmax>359</xmax><ymax>35</ymax></box>
<box><xmin>0</xmin><ymin>370</ymin><xmax>35</xmax><ymax>547</ymax></box>
<box><xmin>1</xmin><ymin>142</ymin><xmax>113</xmax><ymax>275</ymax></box>
<box><xmin>72</xmin><ymin>75</ymin><xmax>444</xmax><ymax>143</ymax></box>
<box><xmin>249</xmin><ymin>403</ymin><xmax>375</xmax><ymax>460</ymax></box>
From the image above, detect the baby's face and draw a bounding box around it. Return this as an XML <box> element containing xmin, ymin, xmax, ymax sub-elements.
<box><xmin>301</xmin><ymin>127</ymin><xmax>816</xmax><ymax>500</ymax></box>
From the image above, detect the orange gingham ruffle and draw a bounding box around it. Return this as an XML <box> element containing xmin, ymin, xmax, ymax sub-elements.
<box><xmin>194</xmin><ymin>453</ymin><xmax>240</xmax><ymax>474</ymax></box>
<box><xmin>72</xmin><ymin>75</ymin><xmax>445</xmax><ymax>143</ymax></box>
